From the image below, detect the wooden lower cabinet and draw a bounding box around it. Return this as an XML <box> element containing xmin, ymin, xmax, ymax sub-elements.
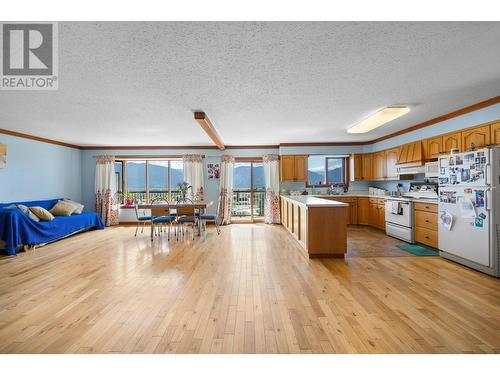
<box><xmin>288</xmin><ymin>196</ymin><xmax>388</xmax><ymax>234</ymax></box>
<box><xmin>324</xmin><ymin>197</ymin><xmax>357</xmax><ymax>224</ymax></box>
<box><xmin>377</xmin><ymin>200</ymin><xmax>385</xmax><ymax>230</ymax></box>
<box><xmin>357</xmin><ymin>197</ymin><xmax>369</xmax><ymax>225</ymax></box>
<box><xmin>414</xmin><ymin>202</ymin><xmax>438</xmax><ymax>248</ymax></box>
<box><xmin>292</xmin><ymin>203</ymin><xmax>299</xmax><ymax>239</ymax></box>
<box><xmin>369</xmin><ymin>201</ymin><xmax>378</xmax><ymax>227</ymax></box>
<box><xmin>368</xmin><ymin>198</ymin><xmax>385</xmax><ymax>230</ymax></box>
<box><xmin>280</xmin><ymin>196</ymin><xmax>347</xmax><ymax>258</ymax></box>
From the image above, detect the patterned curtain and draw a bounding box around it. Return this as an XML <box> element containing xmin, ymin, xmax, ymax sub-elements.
<box><xmin>182</xmin><ymin>154</ymin><xmax>205</xmax><ymax>201</ymax></box>
<box><xmin>95</xmin><ymin>155</ymin><xmax>119</xmax><ymax>226</ymax></box>
<box><xmin>219</xmin><ymin>155</ymin><xmax>235</xmax><ymax>225</ymax></box>
<box><xmin>263</xmin><ymin>154</ymin><xmax>281</xmax><ymax>224</ymax></box>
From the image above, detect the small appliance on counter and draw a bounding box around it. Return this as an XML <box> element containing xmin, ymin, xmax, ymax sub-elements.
<box><xmin>368</xmin><ymin>187</ymin><xmax>387</xmax><ymax>196</ymax></box>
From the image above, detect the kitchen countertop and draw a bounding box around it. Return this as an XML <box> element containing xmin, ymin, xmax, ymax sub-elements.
<box><xmin>280</xmin><ymin>195</ymin><xmax>349</xmax><ymax>208</ymax></box>
<box><xmin>311</xmin><ymin>193</ymin><xmax>387</xmax><ymax>199</ymax></box>
<box><xmin>308</xmin><ymin>193</ymin><xmax>439</xmax><ymax>204</ymax></box>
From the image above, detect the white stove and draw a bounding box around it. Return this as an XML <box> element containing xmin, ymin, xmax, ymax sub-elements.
<box><xmin>385</xmin><ymin>182</ymin><xmax>438</xmax><ymax>243</ymax></box>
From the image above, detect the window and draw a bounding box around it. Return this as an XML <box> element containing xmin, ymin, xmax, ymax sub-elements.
<box><xmin>118</xmin><ymin>159</ymin><xmax>184</xmax><ymax>204</ymax></box>
<box><xmin>232</xmin><ymin>159</ymin><xmax>265</xmax><ymax>221</ymax></box>
<box><xmin>307</xmin><ymin>156</ymin><xmax>347</xmax><ymax>186</ymax></box>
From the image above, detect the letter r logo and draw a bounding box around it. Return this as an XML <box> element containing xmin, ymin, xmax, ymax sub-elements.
<box><xmin>2</xmin><ymin>23</ymin><xmax>53</xmax><ymax>76</ymax></box>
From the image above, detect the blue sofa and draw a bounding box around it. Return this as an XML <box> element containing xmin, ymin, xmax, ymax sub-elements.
<box><xmin>0</xmin><ymin>198</ymin><xmax>104</xmax><ymax>256</ymax></box>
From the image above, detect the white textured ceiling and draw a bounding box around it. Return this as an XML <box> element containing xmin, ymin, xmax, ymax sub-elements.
<box><xmin>1</xmin><ymin>22</ymin><xmax>500</xmax><ymax>146</ymax></box>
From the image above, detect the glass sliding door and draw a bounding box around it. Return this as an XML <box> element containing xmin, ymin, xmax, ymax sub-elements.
<box><xmin>252</xmin><ymin>162</ymin><xmax>265</xmax><ymax>220</ymax></box>
<box><xmin>232</xmin><ymin>159</ymin><xmax>264</xmax><ymax>222</ymax></box>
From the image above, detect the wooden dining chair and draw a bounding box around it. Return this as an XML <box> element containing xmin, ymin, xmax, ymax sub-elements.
<box><xmin>175</xmin><ymin>198</ymin><xmax>198</xmax><ymax>240</ymax></box>
<box><xmin>151</xmin><ymin>203</ymin><xmax>176</xmax><ymax>241</ymax></box>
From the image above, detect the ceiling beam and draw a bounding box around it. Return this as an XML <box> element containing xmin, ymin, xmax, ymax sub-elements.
<box><xmin>194</xmin><ymin>111</ymin><xmax>225</xmax><ymax>150</ymax></box>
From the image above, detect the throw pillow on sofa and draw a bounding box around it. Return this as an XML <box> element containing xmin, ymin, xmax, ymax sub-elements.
<box><xmin>49</xmin><ymin>200</ymin><xmax>77</xmax><ymax>216</ymax></box>
<box><xmin>29</xmin><ymin>206</ymin><xmax>55</xmax><ymax>221</ymax></box>
<box><xmin>16</xmin><ymin>204</ymin><xmax>40</xmax><ymax>222</ymax></box>
<box><xmin>63</xmin><ymin>199</ymin><xmax>84</xmax><ymax>214</ymax></box>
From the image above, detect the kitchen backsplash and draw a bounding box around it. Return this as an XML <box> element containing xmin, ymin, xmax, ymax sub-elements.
<box><xmin>279</xmin><ymin>174</ymin><xmax>426</xmax><ymax>194</ymax></box>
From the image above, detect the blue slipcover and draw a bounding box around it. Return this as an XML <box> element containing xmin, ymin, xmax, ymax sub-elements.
<box><xmin>0</xmin><ymin>199</ymin><xmax>104</xmax><ymax>256</ymax></box>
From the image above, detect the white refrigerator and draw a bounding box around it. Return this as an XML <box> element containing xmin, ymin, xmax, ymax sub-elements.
<box><xmin>438</xmin><ymin>147</ymin><xmax>500</xmax><ymax>277</ymax></box>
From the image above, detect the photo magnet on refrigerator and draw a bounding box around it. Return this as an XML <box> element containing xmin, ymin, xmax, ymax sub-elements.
<box><xmin>475</xmin><ymin>218</ymin><xmax>484</xmax><ymax>228</ymax></box>
<box><xmin>475</xmin><ymin>190</ymin><xmax>485</xmax><ymax>207</ymax></box>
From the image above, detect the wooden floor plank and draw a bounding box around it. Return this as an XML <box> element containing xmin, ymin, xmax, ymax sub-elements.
<box><xmin>0</xmin><ymin>224</ymin><xmax>499</xmax><ymax>353</ymax></box>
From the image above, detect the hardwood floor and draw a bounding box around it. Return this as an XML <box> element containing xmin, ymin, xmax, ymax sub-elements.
<box><xmin>0</xmin><ymin>224</ymin><xmax>499</xmax><ymax>354</ymax></box>
<box><xmin>346</xmin><ymin>225</ymin><xmax>412</xmax><ymax>258</ymax></box>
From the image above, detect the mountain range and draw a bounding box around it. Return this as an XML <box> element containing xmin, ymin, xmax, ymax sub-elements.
<box><xmin>123</xmin><ymin>162</ymin><xmax>342</xmax><ymax>191</ymax></box>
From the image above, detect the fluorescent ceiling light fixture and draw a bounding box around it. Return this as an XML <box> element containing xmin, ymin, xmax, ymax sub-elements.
<box><xmin>347</xmin><ymin>106</ymin><xmax>410</xmax><ymax>134</ymax></box>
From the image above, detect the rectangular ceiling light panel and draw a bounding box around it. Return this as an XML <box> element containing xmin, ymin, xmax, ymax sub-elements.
<box><xmin>347</xmin><ymin>106</ymin><xmax>410</xmax><ymax>134</ymax></box>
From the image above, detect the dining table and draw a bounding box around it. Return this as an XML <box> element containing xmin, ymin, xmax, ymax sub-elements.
<box><xmin>138</xmin><ymin>200</ymin><xmax>214</xmax><ymax>240</ymax></box>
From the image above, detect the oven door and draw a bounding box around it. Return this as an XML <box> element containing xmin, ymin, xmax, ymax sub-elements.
<box><xmin>385</xmin><ymin>200</ymin><xmax>412</xmax><ymax>227</ymax></box>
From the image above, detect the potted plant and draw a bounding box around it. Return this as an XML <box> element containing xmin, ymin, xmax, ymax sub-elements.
<box><xmin>177</xmin><ymin>182</ymin><xmax>192</xmax><ymax>201</ymax></box>
<box><xmin>123</xmin><ymin>191</ymin><xmax>136</xmax><ymax>206</ymax></box>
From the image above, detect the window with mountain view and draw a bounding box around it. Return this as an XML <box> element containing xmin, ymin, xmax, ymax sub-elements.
<box><xmin>307</xmin><ymin>156</ymin><xmax>346</xmax><ymax>186</ymax></box>
<box><xmin>119</xmin><ymin>159</ymin><xmax>184</xmax><ymax>203</ymax></box>
<box><xmin>232</xmin><ymin>160</ymin><xmax>265</xmax><ymax>220</ymax></box>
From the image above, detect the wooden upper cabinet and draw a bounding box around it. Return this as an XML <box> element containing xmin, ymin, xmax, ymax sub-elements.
<box><xmin>362</xmin><ymin>153</ymin><xmax>373</xmax><ymax>180</ymax></box>
<box><xmin>424</xmin><ymin>136</ymin><xmax>443</xmax><ymax>160</ymax></box>
<box><xmin>294</xmin><ymin>155</ymin><xmax>308</xmax><ymax>182</ymax></box>
<box><xmin>462</xmin><ymin>125</ymin><xmax>491</xmax><ymax>151</ymax></box>
<box><xmin>280</xmin><ymin>155</ymin><xmax>295</xmax><ymax>182</ymax></box>
<box><xmin>385</xmin><ymin>147</ymin><xmax>399</xmax><ymax>180</ymax></box>
<box><xmin>373</xmin><ymin>151</ymin><xmax>386</xmax><ymax>180</ymax></box>
<box><xmin>442</xmin><ymin>131</ymin><xmax>462</xmax><ymax>153</ymax></box>
<box><xmin>397</xmin><ymin>141</ymin><xmax>423</xmax><ymax>165</ymax></box>
<box><xmin>349</xmin><ymin>154</ymin><xmax>363</xmax><ymax>181</ymax></box>
<box><xmin>280</xmin><ymin>155</ymin><xmax>307</xmax><ymax>182</ymax></box>
<box><xmin>491</xmin><ymin>121</ymin><xmax>500</xmax><ymax>145</ymax></box>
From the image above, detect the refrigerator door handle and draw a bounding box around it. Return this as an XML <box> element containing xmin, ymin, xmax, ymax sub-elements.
<box><xmin>485</xmin><ymin>188</ymin><xmax>492</xmax><ymax>210</ymax></box>
<box><xmin>485</xmin><ymin>163</ymin><xmax>492</xmax><ymax>185</ymax></box>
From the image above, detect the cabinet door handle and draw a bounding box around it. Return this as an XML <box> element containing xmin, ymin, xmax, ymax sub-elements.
<box><xmin>425</xmin><ymin>219</ymin><xmax>430</xmax><ymax>223</ymax></box>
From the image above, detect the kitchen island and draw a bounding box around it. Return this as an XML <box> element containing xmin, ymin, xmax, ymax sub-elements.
<box><xmin>280</xmin><ymin>195</ymin><xmax>349</xmax><ymax>258</ymax></box>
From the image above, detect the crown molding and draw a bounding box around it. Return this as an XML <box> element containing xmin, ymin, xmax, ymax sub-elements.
<box><xmin>0</xmin><ymin>128</ymin><xmax>81</xmax><ymax>149</ymax></box>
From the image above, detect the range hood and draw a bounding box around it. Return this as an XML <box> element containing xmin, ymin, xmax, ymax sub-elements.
<box><xmin>396</xmin><ymin>141</ymin><xmax>424</xmax><ymax>173</ymax></box>
<box><xmin>396</xmin><ymin>165</ymin><xmax>425</xmax><ymax>175</ymax></box>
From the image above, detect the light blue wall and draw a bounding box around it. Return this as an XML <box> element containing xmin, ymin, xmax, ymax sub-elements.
<box><xmin>81</xmin><ymin>148</ymin><xmax>279</xmax><ymax>215</ymax></box>
<box><xmin>0</xmin><ymin>134</ymin><xmax>82</xmax><ymax>203</ymax></box>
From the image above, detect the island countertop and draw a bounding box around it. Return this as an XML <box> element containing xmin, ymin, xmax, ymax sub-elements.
<box><xmin>280</xmin><ymin>195</ymin><xmax>348</xmax><ymax>258</ymax></box>
<box><xmin>280</xmin><ymin>195</ymin><xmax>349</xmax><ymax>208</ymax></box>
